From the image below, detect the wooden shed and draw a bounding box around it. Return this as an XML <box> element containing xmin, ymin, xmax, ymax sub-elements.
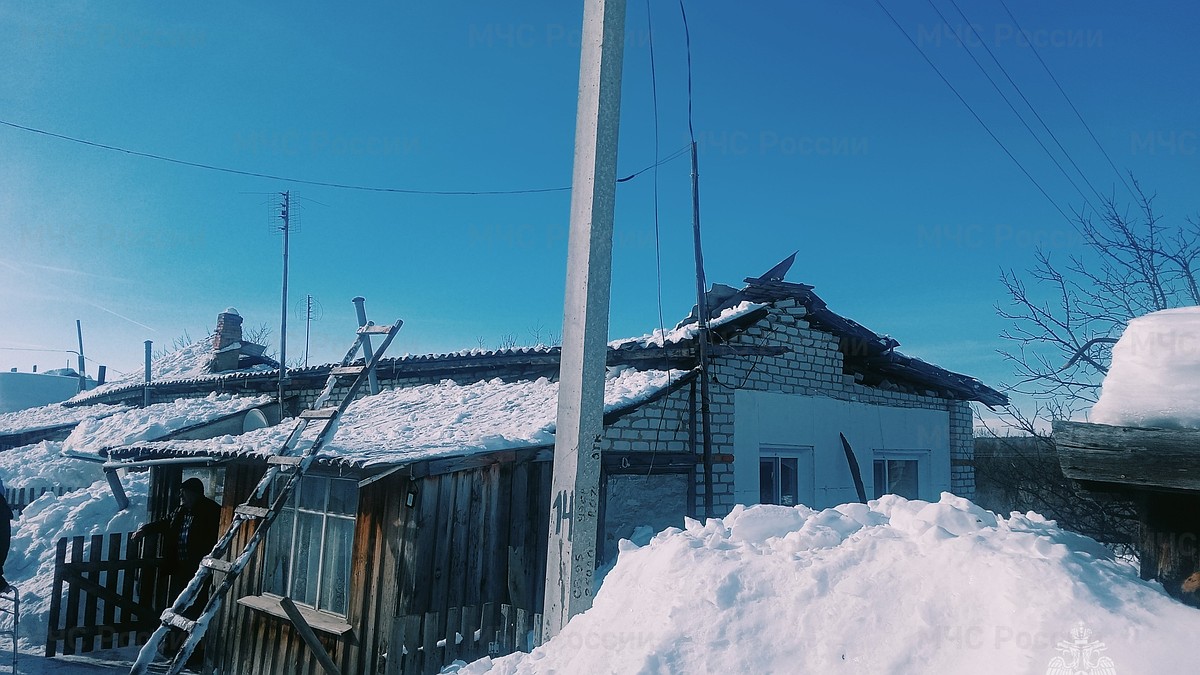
<box><xmin>1054</xmin><ymin>420</ymin><xmax>1200</xmax><ymax>606</ymax></box>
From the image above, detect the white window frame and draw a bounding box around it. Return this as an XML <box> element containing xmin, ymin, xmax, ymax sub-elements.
<box><xmin>758</xmin><ymin>445</ymin><xmax>814</xmax><ymax>507</ymax></box>
<box><xmin>262</xmin><ymin>474</ymin><xmax>358</xmax><ymax>617</ymax></box>
<box><xmin>871</xmin><ymin>450</ymin><xmax>930</xmax><ymax>501</ymax></box>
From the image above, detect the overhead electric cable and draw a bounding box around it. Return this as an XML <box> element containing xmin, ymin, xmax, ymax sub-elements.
<box><xmin>945</xmin><ymin>0</ymin><xmax>1107</xmax><ymax>206</ymax></box>
<box><xmin>0</xmin><ymin>118</ymin><xmax>688</xmax><ymax>196</ymax></box>
<box><xmin>646</xmin><ymin>0</ymin><xmax>668</xmax><ymax>345</ymax></box>
<box><xmin>871</xmin><ymin>0</ymin><xmax>1074</xmax><ymax>225</ymax></box>
<box><xmin>997</xmin><ymin>0</ymin><xmax>1137</xmax><ymax>200</ymax></box>
<box><xmin>924</xmin><ymin>0</ymin><xmax>1099</xmax><ymax>214</ymax></box>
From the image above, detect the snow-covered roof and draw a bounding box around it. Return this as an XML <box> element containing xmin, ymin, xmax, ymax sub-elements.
<box><xmin>63</xmin><ymin>392</ymin><xmax>273</xmax><ymax>456</ymax></box>
<box><xmin>609</xmin><ymin>301</ymin><xmax>768</xmax><ymax>349</ymax></box>
<box><xmin>0</xmin><ymin>402</ymin><xmax>129</xmax><ymax>437</ymax></box>
<box><xmin>67</xmin><ymin>337</ymin><xmax>274</xmax><ymax>405</ymax></box>
<box><xmin>117</xmin><ymin>367</ymin><xmax>685</xmax><ymax>468</ymax></box>
<box><xmin>1091</xmin><ymin>306</ymin><xmax>1200</xmax><ymax>429</ymax></box>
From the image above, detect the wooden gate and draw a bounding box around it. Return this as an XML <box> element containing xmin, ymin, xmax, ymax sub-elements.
<box><xmin>46</xmin><ymin>532</ymin><xmax>171</xmax><ymax>656</ymax></box>
<box><xmin>388</xmin><ymin>603</ymin><xmax>542</xmax><ymax>675</ymax></box>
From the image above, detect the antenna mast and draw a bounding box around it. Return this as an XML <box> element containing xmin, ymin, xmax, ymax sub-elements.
<box><xmin>275</xmin><ymin>191</ymin><xmax>292</xmax><ymax>405</ymax></box>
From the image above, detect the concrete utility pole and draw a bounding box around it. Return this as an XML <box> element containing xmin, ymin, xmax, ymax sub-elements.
<box><xmin>542</xmin><ymin>0</ymin><xmax>627</xmax><ymax>640</ymax></box>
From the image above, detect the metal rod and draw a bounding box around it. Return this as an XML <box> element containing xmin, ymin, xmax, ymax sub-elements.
<box><xmin>143</xmin><ymin>340</ymin><xmax>152</xmax><ymax>407</ymax></box>
<box><xmin>689</xmin><ymin>141</ymin><xmax>715</xmax><ymax>519</ymax></box>
<box><xmin>279</xmin><ymin>191</ymin><xmax>290</xmax><ymax>406</ymax></box>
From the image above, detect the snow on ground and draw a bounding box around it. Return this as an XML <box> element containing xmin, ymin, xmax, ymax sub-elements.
<box><xmin>0</xmin><ymin>403</ymin><xmax>128</xmax><ymax>436</ymax></box>
<box><xmin>63</xmin><ymin>393</ymin><xmax>271</xmax><ymax>456</ymax></box>
<box><xmin>1091</xmin><ymin>306</ymin><xmax>1200</xmax><ymax>428</ymax></box>
<box><xmin>0</xmin><ymin>441</ymin><xmax>106</xmax><ymax>490</ymax></box>
<box><xmin>464</xmin><ymin>494</ymin><xmax>1195</xmax><ymax>675</ymax></box>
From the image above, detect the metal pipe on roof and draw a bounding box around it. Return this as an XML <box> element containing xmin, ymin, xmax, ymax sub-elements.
<box><xmin>102</xmin><ymin>456</ymin><xmax>223</xmax><ymax>471</ymax></box>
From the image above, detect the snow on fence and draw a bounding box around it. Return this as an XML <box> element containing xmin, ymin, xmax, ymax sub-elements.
<box><xmin>389</xmin><ymin>603</ymin><xmax>542</xmax><ymax>675</ymax></box>
<box><xmin>5</xmin><ymin>486</ymin><xmax>85</xmax><ymax>517</ymax></box>
<box><xmin>46</xmin><ymin>532</ymin><xmax>171</xmax><ymax>657</ymax></box>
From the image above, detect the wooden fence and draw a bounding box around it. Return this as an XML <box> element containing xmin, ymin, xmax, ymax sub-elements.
<box><xmin>388</xmin><ymin>603</ymin><xmax>542</xmax><ymax>675</ymax></box>
<box><xmin>46</xmin><ymin>532</ymin><xmax>172</xmax><ymax>656</ymax></box>
<box><xmin>5</xmin><ymin>486</ymin><xmax>83</xmax><ymax>516</ymax></box>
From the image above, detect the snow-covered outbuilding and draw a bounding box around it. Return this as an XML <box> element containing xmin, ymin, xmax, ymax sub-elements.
<box><xmin>65</xmin><ymin>258</ymin><xmax>1004</xmax><ymax>674</ymax></box>
<box><xmin>1054</xmin><ymin>306</ymin><xmax>1200</xmax><ymax>607</ymax></box>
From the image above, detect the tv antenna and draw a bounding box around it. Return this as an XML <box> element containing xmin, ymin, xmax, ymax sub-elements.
<box><xmin>294</xmin><ymin>294</ymin><xmax>324</xmax><ymax>367</ymax></box>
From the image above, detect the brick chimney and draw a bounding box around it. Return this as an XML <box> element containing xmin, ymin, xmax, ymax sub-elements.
<box><xmin>211</xmin><ymin>307</ymin><xmax>243</xmax><ymax>372</ymax></box>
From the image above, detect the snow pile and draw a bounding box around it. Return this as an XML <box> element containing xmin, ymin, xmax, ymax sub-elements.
<box><xmin>467</xmin><ymin>494</ymin><xmax>1197</xmax><ymax>675</ymax></box>
<box><xmin>610</xmin><ymin>302</ymin><xmax>767</xmax><ymax>349</ymax></box>
<box><xmin>1</xmin><ymin>472</ymin><xmax>149</xmax><ymax>649</ymax></box>
<box><xmin>1091</xmin><ymin>307</ymin><xmax>1200</xmax><ymax>428</ymax></box>
<box><xmin>0</xmin><ymin>441</ymin><xmax>105</xmax><ymax>490</ymax></box>
<box><xmin>63</xmin><ymin>392</ymin><xmax>271</xmax><ymax>455</ymax></box>
<box><xmin>0</xmin><ymin>402</ymin><xmax>129</xmax><ymax>436</ymax></box>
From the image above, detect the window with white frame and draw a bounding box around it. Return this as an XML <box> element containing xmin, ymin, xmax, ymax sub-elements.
<box><xmin>262</xmin><ymin>474</ymin><xmax>357</xmax><ymax>616</ymax></box>
<box><xmin>872</xmin><ymin>452</ymin><xmax>925</xmax><ymax>500</ymax></box>
<box><xmin>759</xmin><ymin>445</ymin><xmax>813</xmax><ymax>507</ymax></box>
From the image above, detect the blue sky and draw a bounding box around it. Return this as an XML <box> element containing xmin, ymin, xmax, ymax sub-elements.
<box><xmin>1</xmin><ymin>1</ymin><xmax>1197</xmax><ymax>418</ymax></box>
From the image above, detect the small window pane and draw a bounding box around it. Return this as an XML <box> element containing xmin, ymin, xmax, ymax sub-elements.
<box><xmin>262</xmin><ymin>507</ymin><xmax>294</xmax><ymax>596</ymax></box>
<box><xmin>299</xmin><ymin>476</ymin><xmax>328</xmax><ymax>511</ymax></box>
<box><xmin>759</xmin><ymin>459</ymin><xmax>776</xmax><ymax>505</ymax></box>
<box><xmin>327</xmin><ymin>479</ymin><xmax>356</xmax><ymax>516</ymax></box>
<box><xmin>888</xmin><ymin>460</ymin><xmax>919</xmax><ymax>500</ymax></box>
<box><xmin>319</xmin><ymin>517</ymin><xmax>354</xmax><ymax>614</ymax></box>
<box><xmin>873</xmin><ymin>460</ymin><xmax>886</xmax><ymax>500</ymax></box>
<box><xmin>292</xmin><ymin>512</ymin><xmax>323</xmax><ymax>605</ymax></box>
<box><xmin>778</xmin><ymin>457</ymin><xmax>798</xmax><ymax>506</ymax></box>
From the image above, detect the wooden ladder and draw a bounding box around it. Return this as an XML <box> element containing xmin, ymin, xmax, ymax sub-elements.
<box><xmin>130</xmin><ymin>312</ymin><xmax>403</xmax><ymax>675</ymax></box>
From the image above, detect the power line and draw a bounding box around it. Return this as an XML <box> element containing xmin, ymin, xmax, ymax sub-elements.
<box><xmin>646</xmin><ymin>0</ymin><xmax>668</xmax><ymax>345</ymax></box>
<box><xmin>945</xmin><ymin>0</ymin><xmax>1107</xmax><ymax>206</ymax></box>
<box><xmin>923</xmin><ymin>0</ymin><xmax>1099</xmax><ymax>214</ymax></box>
<box><xmin>677</xmin><ymin>0</ymin><xmax>697</xmax><ymax>144</ymax></box>
<box><xmin>997</xmin><ymin>0</ymin><xmax>1137</xmax><ymax>200</ymax></box>
<box><xmin>871</xmin><ymin>0</ymin><xmax>1074</xmax><ymax>225</ymax></box>
<box><xmin>0</xmin><ymin>118</ymin><xmax>689</xmax><ymax>196</ymax></box>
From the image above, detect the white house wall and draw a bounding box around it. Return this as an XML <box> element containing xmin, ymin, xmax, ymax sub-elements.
<box><xmin>732</xmin><ymin>390</ymin><xmax>951</xmax><ymax>509</ymax></box>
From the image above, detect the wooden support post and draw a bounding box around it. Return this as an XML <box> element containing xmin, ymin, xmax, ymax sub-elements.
<box><xmin>104</xmin><ymin>469</ymin><xmax>129</xmax><ymax>511</ymax></box>
<box><xmin>280</xmin><ymin>596</ymin><xmax>343</xmax><ymax>675</ymax></box>
<box><xmin>542</xmin><ymin>0</ymin><xmax>627</xmax><ymax>640</ymax></box>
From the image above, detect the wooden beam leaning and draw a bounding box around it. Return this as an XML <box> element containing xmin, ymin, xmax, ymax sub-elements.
<box><xmin>280</xmin><ymin>596</ymin><xmax>343</xmax><ymax>675</ymax></box>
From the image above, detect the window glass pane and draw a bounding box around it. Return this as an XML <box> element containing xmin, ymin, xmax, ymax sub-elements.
<box><xmin>888</xmin><ymin>460</ymin><xmax>920</xmax><ymax>500</ymax></box>
<box><xmin>778</xmin><ymin>457</ymin><xmax>798</xmax><ymax>506</ymax></box>
<box><xmin>873</xmin><ymin>460</ymin><xmax>886</xmax><ymax>500</ymax></box>
<box><xmin>759</xmin><ymin>459</ymin><xmax>776</xmax><ymax>505</ymax></box>
<box><xmin>262</xmin><ymin>507</ymin><xmax>294</xmax><ymax>596</ymax></box>
<box><xmin>327</xmin><ymin>479</ymin><xmax>357</xmax><ymax>516</ymax></box>
<box><xmin>299</xmin><ymin>476</ymin><xmax>328</xmax><ymax>512</ymax></box>
<box><xmin>292</xmin><ymin>511</ymin><xmax>323</xmax><ymax>606</ymax></box>
<box><xmin>319</xmin><ymin>516</ymin><xmax>354</xmax><ymax>614</ymax></box>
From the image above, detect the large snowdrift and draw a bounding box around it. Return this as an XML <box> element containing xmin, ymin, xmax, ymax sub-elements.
<box><xmin>466</xmin><ymin>494</ymin><xmax>1194</xmax><ymax>674</ymax></box>
<box><xmin>1091</xmin><ymin>306</ymin><xmax>1200</xmax><ymax>428</ymax></box>
<box><xmin>1</xmin><ymin>473</ymin><xmax>149</xmax><ymax>650</ymax></box>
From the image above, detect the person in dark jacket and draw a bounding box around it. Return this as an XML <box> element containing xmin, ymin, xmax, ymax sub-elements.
<box><xmin>133</xmin><ymin>477</ymin><xmax>221</xmax><ymax>663</ymax></box>
<box><xmin>0</xmin><ymin>476</ymin><xmax>12</xmax><ymax>593</ymax></box>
